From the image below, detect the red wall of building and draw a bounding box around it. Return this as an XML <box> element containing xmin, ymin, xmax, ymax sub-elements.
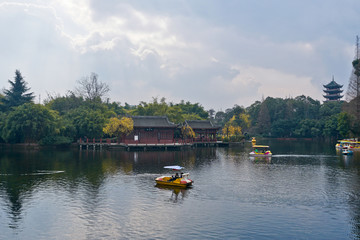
<box><xmin>122</xmin><ymin>128</ymin><xmax>175</xmax><ymax>144</ymax></box>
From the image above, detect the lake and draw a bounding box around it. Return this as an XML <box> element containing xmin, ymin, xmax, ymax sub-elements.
<box><xmin>0</xmin><ymin>140</ymin><xmax>359</xmax><ymax>239</ymax></box>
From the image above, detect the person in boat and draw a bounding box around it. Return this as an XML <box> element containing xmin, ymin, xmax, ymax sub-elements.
<box><xmin>169</xmin><ymin>173</ymin><xmax>179</xmax><ymax>181</ymax></box>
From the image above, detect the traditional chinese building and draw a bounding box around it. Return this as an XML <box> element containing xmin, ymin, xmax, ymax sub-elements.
<box><xmin>121</xmin><ymin>116</ymin><xmax>178</xmax><ymax>144</ymax></box>
<box><xmin>183</xmin><ymin>120</ymin><xmax>220</xmax><ymax>142</ymax></box>
<box><xmin>323</xmin><ymin>77</ymin><xmax>343</xmax><ymax>101</ymax></box>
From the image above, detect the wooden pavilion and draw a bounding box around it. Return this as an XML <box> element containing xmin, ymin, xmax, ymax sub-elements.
<box><xmin>183</xmin><ymin>120</ymin><xmax>220</xmax><ymax>142</ymax></box>
<box><xmin>121</xmin><ymin>116</ymin><xmax>178</xmax><ymax>144</ymax></box>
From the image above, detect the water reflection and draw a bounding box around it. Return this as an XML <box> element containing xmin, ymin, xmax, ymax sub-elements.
<box><xmin>1</xmin><ymin>144</ymin><xmax>360</xmax><ymax>239</ymax></box>
<box><xmin>0</xmin><ymin>148</ymin><xmax>202</xmax><ymax>232</ymax></box>
<box><xmin>249</xmin><ymin>156</ymin><xmax>272</xmax><ymax>164</ymax></box>
<box><xmin>155</xmin><ymin>185</ymin><xmax>190</xmax><ymax>203</ymax></box>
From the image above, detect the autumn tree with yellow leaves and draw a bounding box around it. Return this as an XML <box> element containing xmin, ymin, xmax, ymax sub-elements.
<box><xmin>181</xmin><ymin>125</ymin><xmax>195</xmax><ymax>140</ymax></box>
<box><xmin>103</xmin><ymin>117</ymin><xmax>134</xmax><ymax>140</ymax></box>
<box><xmin>221</xmin><ymin>113</ymin><xmax>250</xmax><ymax>142</ymax></box>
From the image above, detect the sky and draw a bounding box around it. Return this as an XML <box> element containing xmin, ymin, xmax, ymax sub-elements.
<box><xmin>0</xmin><ymin>0</ymin><xmax>359</xmax><ymax>111</ymax></box>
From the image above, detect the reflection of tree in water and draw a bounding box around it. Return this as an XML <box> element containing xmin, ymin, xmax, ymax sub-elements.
<box><xmin>346</xmin><ymin>155</ymin><xmax>360</xmax><ymax>239</ymax></box>
<box><xmin>2</xmin><ymin>178</ymin><xmax>25</xmax><ymax>229</ymax></box>
<box><xmin>0</xmin><ymin>149</ymin><xmax>112</xmax><ymax>230</ymax></box>
<box><xmin>0</xmin><ymin>147</ymin><xmax>209</xmax><ymax>233</ymax></box>
<box><xmin>333</xmin><ymin>153</ymin><xmax>360</xmax><ymax>238</ymax></box>
<box><xmin>348</xmin><ymin>179</ymin><xmax>360</xmax><ymax>238</ymax></box>
<box><xmin>1</xmin><ymin>174</ymin><xmax>52</xmax><ymax>229</ymax></box>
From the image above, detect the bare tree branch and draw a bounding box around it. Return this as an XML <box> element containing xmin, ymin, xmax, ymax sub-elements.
<box><xmin>75</xmin><ymin>73</ymin><xmax>110</xmax><ymax>102</ymax></box>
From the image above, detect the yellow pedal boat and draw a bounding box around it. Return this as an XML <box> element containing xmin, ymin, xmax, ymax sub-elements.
<box><xmin>249</xmin><ymin>145</ymin><xmax>272</xmax><ymax>157</ymax></box>
<box><xmin>155</xmin><ymin>166</ymin><xmax>193</xmax><ymax>188</ymax></box>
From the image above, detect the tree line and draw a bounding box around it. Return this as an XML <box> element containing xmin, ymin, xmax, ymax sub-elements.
<box><xmin>0</xmin><ymin>69</ymin><xmax>358</xmax><ymax>145</ymax></box>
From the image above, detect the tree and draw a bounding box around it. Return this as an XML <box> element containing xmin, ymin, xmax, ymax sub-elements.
<box><xmin>181</xmin><ymin>125</ymin><xmax>195</xmax><ymax>139</ymax></box>
<box><xmin>294</xmin><ymin>119</ymin><xmax>320</xmax><ymax>137</ymax></box>
<box><xmin>346</xmin><ymin>36</ymin><xmax>360</xmax><ymax>121</ymax></box>
<box><xmin>130</xmin><ymin>98</ymin><xmax>208</xmax><ymax>124</ymax></box>
<box><xmin>45</xmin><ymin>92</ymin><xmax>84</xmax><ymax>115</ymax></box>
<box><xmin>2</xmin><ymin>103</ymin><xmax>58</xmax><ymax>143</ymax></box>
<box><xmin>103</xmin><ymin>117</ymin><xmax>134</xmax><ymax>140</ymax></box>
<box><xmin>256</xmin><ymin>101</ymin><xmax>271</xmax><ymax>136</ymax></box>
<box><xmin>337</xmin><ymin>112</ymin><xmax>352</xmax><ymax>138</ymax></box>
<box><xmin>2</xmin><ymin>70</ymin><xmax>34</xmax><ymax>110</ymax></box>
<box><xmin>75</xmin><ymin>72</ymin><xmax>110</xmax><ymax>102</ymax></box>
<box><xmin>214</xmin><ymin>111</ymin><xmax>226</xmax><ymax>126</ymax></box>
<box><xmin>69</xmin><ymin>107</ymin><xmax>107</xmax><ymax>139</ymax></box>
<box><xmin>222</xmin><ymin>122</ymin><xmax>242</xmax><ymax>141</ymax></box>
<box><xmin>208</xmin><ymin>109</ymin><xmax>215</xmax><ymax>119</ymax></box>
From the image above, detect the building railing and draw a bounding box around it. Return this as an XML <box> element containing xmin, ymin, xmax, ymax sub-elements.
<box><xmin>79</xmin><ymin>137</ymin><xmax>216</xmax><ymax>145</ymax></box>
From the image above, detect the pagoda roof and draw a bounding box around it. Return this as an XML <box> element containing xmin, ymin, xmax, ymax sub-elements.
<box><xmin>323</xmin><ymin>78</ymin><xmax>343</xmax><ymax>89</ymax></box>
<box><xmin>184</xmin><ymin>120</ymin><xmax>220</xmax><ymax>130</ymax></box>
<box><xmin>131</xmin><ymin>116</ymin><xmax>178</xmax><ymax>128</ymax></box>
<box><xmin>323</xmin><ymin>89</ymin><xmax>343</xmax><ymax>94</ymax></box>
<box><xmin>323</xmin><ymin>95</ymin><xmax>343</xmax><ymax>100</ymax></box>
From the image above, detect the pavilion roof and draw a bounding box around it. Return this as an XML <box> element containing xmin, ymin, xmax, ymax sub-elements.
<box><xmin>184</xmin><ymin>120</ymin><xmax>220</xmax><ymax>129</ymax></box>
<box><xmin>131</xmin><ymin>116</ymin><xmax>178</xmax><ymax>128</ymax></box>
<box><xmin>323</xmin><ymin>78</ymin><xmax>343</xmax><ymax>89</ymax></box>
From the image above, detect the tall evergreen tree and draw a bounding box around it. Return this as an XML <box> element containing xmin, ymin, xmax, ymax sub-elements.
<box><xmin>256</xmin><ymin>100</ymin><xmax>271</xmax><ymax>136</ymax></box>
<box><xmin>2</xmin><ymin>70</ymin><xmax>34</xmax><ymax>110</ymax></box>
<box><xmin>346</xmin><ymin>36</ymin><xmax>360</xmax><ymax>121</ymax></box>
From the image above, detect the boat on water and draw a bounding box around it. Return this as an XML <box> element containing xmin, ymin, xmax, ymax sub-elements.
<box><xmin>250</xmin><ymin>155</ymin><xmax>272</xmax><ymax>163</ymax></box>
<box><xmin>342</xmin><ymin>146</ymin><xmax>353</xmax><ymax>155</ymax></box>
<box><xmin>336</xmin><ymin>139</ymin><xmax>360</xmax><ymax>151</ymax></box>
<box><xmin>155</xmin><ymin>166</ymin><xmax>193</xmax><ymax>188</ymax></box>
<box><xmin>250</xmin><ymin>145</ymin><xmax>272</xmax><ymax>157</ymax></box>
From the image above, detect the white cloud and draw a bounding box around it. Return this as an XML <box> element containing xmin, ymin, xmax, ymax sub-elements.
<box><xmin>0</xmin><ymin>0</ymin><xmax>358</xmax><ymax>110</ymax></box>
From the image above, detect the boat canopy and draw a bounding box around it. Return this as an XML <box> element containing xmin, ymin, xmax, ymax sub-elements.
<box><xmin>252</xmin><ymin>145</ymin><xmax>270</xmax><ymax>148</ymax></box>
<box><xmin>164</xmin><ymin>165</ymin><xmax>183</xmax><ymax>170</ymax></box>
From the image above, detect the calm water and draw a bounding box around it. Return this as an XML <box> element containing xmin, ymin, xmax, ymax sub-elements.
<box><xmin>0</xmin><ymin>140</ymin><xmax>360</xmax><ymax>240</ymax></box>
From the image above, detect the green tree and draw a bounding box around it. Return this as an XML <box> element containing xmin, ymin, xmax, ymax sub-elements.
<box><xmin>2</xmin><ymin>103</ymin><xmax>58</xmax><ymax>143</ymax></box>
<box><xmin>319</xmin><ymin>101</ymin><xmax>343</xmax><ymax>118</ymax></box>
<box><xmin>45</xmin><ymin>92</ymin><xmax>84</xmax><ymax>115</ymax></box>
<box><xmin>69</xmin><ymin>108</ymin><xmax>107</xmax><ymax>139</ymax></box>
<box><xmin>323</xmin><ymin>115</ymin><xmax>338</xmax><ymax>138</ymax></box>
<box><xmin>175</xmin><ymin>100</ymin><xmax>208</xmax><ymax>119</ymax></box>
<box><xmin>131</xmin><ymin>98</ymin><xmax>208</xmax><ymax>124</ymax></box>
<box><xmin>294</xmin><ymin>119</ymin><xmax>321</xmax><ymax>137</ymax></box>
<box><xmin>2</xmin><ymin>70</ymin><xmax>34</xmax><ymax>110</ymax></box>
<box><xmin>337</xmin><ymin>112</ymin><xmax>352</xmax><ymax>138</ymax></box>
<box><xmin>256</xmin><ymin>101</ymin><xmax>271</xmax><ymax>136</ymax></box>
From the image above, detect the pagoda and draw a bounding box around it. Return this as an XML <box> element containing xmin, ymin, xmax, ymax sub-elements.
<box><xmin>323</xmin><ymin>77</ymin><xmax>343</xmax><ymax>101</ymax></box>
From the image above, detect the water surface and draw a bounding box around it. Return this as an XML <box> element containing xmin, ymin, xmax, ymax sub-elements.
<box><xmin>0</xmin><ymin>140</ymin><xmax>359</xmax><ymax>239</ymax></box>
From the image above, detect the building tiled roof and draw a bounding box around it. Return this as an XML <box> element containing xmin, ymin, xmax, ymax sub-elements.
<box><xmin>323</xmin><ymin>79</ymin><xmax>343</xmax><ymax>89</ymax></box>
<box><xmin>323</xmin><ymin>89</ymin><xmax>343</xmax><ymax>94</ymax></box>
<box><xmin>185</xmin><ymin>120</ymin><xmax>220</xmax><ymax>129</ymax></box>
<box><xmin>132</xmin><ymin>116</ymin><xmax>177</xmax><ymax>128</ymax></box>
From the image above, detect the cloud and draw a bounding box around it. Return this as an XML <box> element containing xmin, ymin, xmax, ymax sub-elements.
<box><xmin>0</xmin><ymin>0</ymin><xmax>358</xmax><ymax>111</ymax></box>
